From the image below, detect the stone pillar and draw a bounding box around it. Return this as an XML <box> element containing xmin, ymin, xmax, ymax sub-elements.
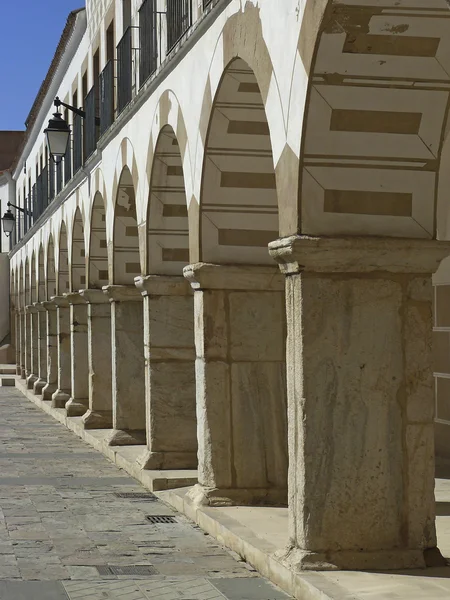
<box><xmin>20</xmin><ymin>310</ymin><xmax>27</xmax><ymax>378</ymax></box>
<box><xmin>103</xmin><ymin>285</ymin><xmax>145</xmax><ymax>446</ymax></box>
<box><xmin>26</xmin><ymin>305</ymin><xmax>38</xmax><ymax>389</ymax></box>
<box><xmin>184</xmin><ymin>264</ymin><xmax>288</xmax><ymax>506</ymax></box>
<box><xmin>267</xmin><ymin>236</ymin><xmax>450</xmax><ymax>572</ymax></box>
<box><xmin>32</xmin><ymin>303</ymin><xmax>47</xmax><ymax>395</ymax></box>
<box><xmin>51</xmin><ymin>296</ymin><xmax>71</xmax><ymax>408</ymax></box>
<box><xmin>24</xmin><ymin>308</ymin><xmax>32</xmax><ymax>381</ymax></box>
<box><xmin>79</xmin><ymin>289</ymin><xmax>112</xmax><ymax>429</ymax></box>
<box><xmin>65</xmin><ymin>292</ymin><xmax>89</xmax><ymax>417</ymax></box>
<box><xmin>14</xmin><ymin>309</ymin><xmax>20</xmax><ymax>375</ymax></box>
<box><xmin>42</xmin><ymin>301</ymin><xmax>58</xmax><ymax>400</ymax></box>
<box><xmin>135</xmin><ymin>275</ymin><xmax>196</xmax><ymax>470</ymax></box>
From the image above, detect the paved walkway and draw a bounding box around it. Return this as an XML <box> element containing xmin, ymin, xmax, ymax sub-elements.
<box><xmin>0</xmin><ymin>387</ymin><xmax>290</xmax><ymax>600</ymax></box>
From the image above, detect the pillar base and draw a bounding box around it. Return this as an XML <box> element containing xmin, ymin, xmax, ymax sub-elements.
<box><xmin>82</xmin><ymin>409</ymin><xmax>113</xmax><ymax>429</ymax></box>
<box><xmin>136</xmin><ymin>449</ymin><xmax>197</xmax><ymax>470</ymax></box>
<box><xmin>65</xmin><ymin>398</ymin><xmax>88</xmax><ymax>417</ymax></box>
<box><xmin>107</xmin><ymin>429</ymin><xmax>146</xmax><ymax>447</ymax></box>
<box><xmin>16</xmin><ymin>366</ymin><xmax>21</xmax><ymax>376</ymax></box>
<box><xmin>278</xmin><ymin>544</ymin><xmax>446</xmax><ymax>572</ymax></box>
<box><xmin>51</xmin><ymin>389</ymin><xmax>71</xmax><ymax>408</ymax></box>
<box><xmin>33</xmin><ymin>378</ymin><xmax>46</xmax><ymax>396</ymax></box>
<box><xmin>42</xmin><ymin>383</ymin><xmax>57</xmax><ymax>401</ymax></box>
<box><xmin>187</xmin><ymin>483</ymin><xmax>287</xmax><ymax>508</ymax></box>
<box><xmin>26</xmin><ymin>374</ymin><xmax>38</xmax><ymax>389</ymax></box>
<box><xmin>20</xmin><ymin>368</ymin><xmax>26</xmax><ymax>379</ymax></box>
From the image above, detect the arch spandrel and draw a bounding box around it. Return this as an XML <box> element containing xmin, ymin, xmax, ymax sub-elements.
<box><xmin>37</xmin><ymin>245</ymin><xmax>45</xmax><ymax>302</ymax></box>
<box><xmin>297</xmin><ymin>0</ymin><xmax>450</xmax><ymax>239</ymax></box>
<box><xmin>58</xmin><ymin>222</ymin><xmax>69</xmax><ymax>296</ymax></box>
<box><xmin>88</xmin><ymin>192</ymin><xmax>109</xmax><ymax>288</ymax></box>
<box><xmin>71</xmin><ymin>208</ymin><xmax>86</xmax><ymax>292</ymax></box>
<box><xmin>47</xmin><ymin>235</ymin><xmax>57</xmax><ymax>300</ymax></box>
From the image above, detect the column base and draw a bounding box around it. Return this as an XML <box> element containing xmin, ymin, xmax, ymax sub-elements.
<box><xmin>51</xmin><ymin>389</ymin><xmax>71</xmax><ymax>408</ymax></box>
<box><xmin>65</xmin><ymin>398</ymin><xmax>88</xmax><ymax>417</ymax></box>
<box><xmin>82</xmin><ymin>409</ymin><xmax>113</xmax><ymax>429</ymax></box>
<box><xmin>20</xmin><ymin>368</ymin><xmax>26</xmax><ymax>379</ymax></box>
<box><xmin>277</xmin><ymin>544</ymin><xmax>446</xmax><ymax>572</ymax></box>
<box><xmin>42</xmin><ymin>383</ymin><xmax>57</xmax><ymax>401</ymax></box>
<box><xmin>187</xmin><ymin>483</ymin><xmax>288</xmax><ymax>508</ymax></box>
<box><xmin>107</xmin><ymin>429</ymin><xmax>146</xmax><ymax>446</ymax></box>
<box><xmin>26</xmin><ymin>374</ymin><xmax>38</xmax><ymax>389</ymax></box>
<box><xmin>136</xmin><ymin>449</ymin><xmax>197</xmax><ymax>470</ymax></box>
<box><xmin>33</xmin><ymin>378</ymin><xmax>46</xmax><ymax>396</ymax></box>
<box><xmin>16</xmin><ymin>366</ymin><xmax>21</xmax><ymax>376</ymax></box>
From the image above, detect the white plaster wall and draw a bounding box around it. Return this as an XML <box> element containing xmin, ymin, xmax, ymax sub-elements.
<box><xmin>0</xmin><ymin>254</ymin><xmax>10</xmax><ymax>343</ymax></box>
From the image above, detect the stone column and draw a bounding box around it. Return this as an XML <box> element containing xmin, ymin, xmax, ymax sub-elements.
<box><xmin>42</xmin><ymin>301</ymin><xmax>58</xmax><ymax>400</ymax></box>
<box><xmin>19</xmin><ymin>310</ymin><xmax>26</xmax><ymax>379</ymax></box>
<box><xmin>14</xmin><ymin>309</ymin><xmax>20</xmax><ymax>375</ymax></box>
<box><xmin>267</xmin><ymin>235</ymin><xmax>450</xmax><ymax>572</ymax></box>
<box><xmin>134</xmin><ymin>275</ymin><xmax>196</xmax><ymax>470</ymax></box>
<box><xmin>32</xmin><ymin>303</ymin><xmax>48</xmax><ymax>395</ymax></box>
<box><xmin>51</xmin><ymin>296</ymin><xmax>71</xmax><ymax>408</ymax></box>
<box><xmin>65</xmin><ymin>292</ymin><xmax>89</xmax><ymax>417</ymax></box>
<box><xmin>79</xmin><ymin>289</ymin><xmax>112</xmax><ymax>429</ymax></box>
<box><xmin>184</xmin><ymin>264</ymin><xmax>288</xmax><ymax>506</ymax></box>
<box><xmin>103</xmin><ymin>285</ymin><xmax>145</xmax><ymax>446</ymax></box>
<box><xmin>26</xmin><ymin>305</ymin><xmax>38</xmax><ymax>389</ymax></box>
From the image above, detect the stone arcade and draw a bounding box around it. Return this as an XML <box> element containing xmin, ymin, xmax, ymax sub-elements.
<box><xmin>7</xmin><ymin>0</ymin><xmax>450</xmax><ymax>596</ymax></box>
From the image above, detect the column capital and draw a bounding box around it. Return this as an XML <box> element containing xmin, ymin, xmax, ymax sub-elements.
<box><xmin>50</xmin><ymin>295</ymin><xmax>70</xmax><ymax>308</ymax></box>
<box><xmin>102</xmin><ymin>284</ymin><xmax>142</xmax><ymax>302</ymax></box>
<box><xmin>42</xmin><ymin>300</ymin><xmax>58</xmax><ymax>311</ymax></box>
<box><xmin>64</xmin><ymin>292</ymin><xmax>88</xmax><ymax>305</ymax></box>
<box><xmin>79</xmin><ymin>289</ymin><xmax>110</xmax><ymax>304</ymax></box>
<box><xmin>183</xmin><ymin>263</ymin><xmax>284</xmax><ymax>291</ymax></box>
<box><xmin>134</xmin><ymin>274</ymin><xmax>191</xmax><ymax>297</ymax></box>
<box><xmin>25</xmin><ymin>304</ymin><xmax>38</xmax><ymax>314</ymax></box>
<box><xmin>269</xmin><ymin>235</ymin><xmax>450</xmax><ymax>275</ymax></box>
<box><xmin>33</xmin><ymin>302</ymin><xmax>47</xmax><ymax>312</ymax></box>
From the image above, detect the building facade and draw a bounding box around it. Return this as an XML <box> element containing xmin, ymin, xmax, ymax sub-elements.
<box><xmin>8</xmin><ymin>0</ymin><xmax>450</xmax><ymax>586</ymax></box>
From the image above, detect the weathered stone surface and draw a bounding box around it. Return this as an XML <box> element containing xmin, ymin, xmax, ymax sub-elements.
<box><xmin>50</xmin><ymin>297</ymin><xmax>71</xmax><ymax>409</ymax></box>
<box><xmin>65</xmin><ymin>293</ymin><xmax>89</xmax><ymax>417</ymax></box>
<box><xmin>41</xmin><ymin>302</ymin><xmax>58</xmax><ymax>401</ymax></box>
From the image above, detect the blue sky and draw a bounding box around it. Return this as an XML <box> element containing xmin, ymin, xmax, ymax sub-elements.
<box><xmin>0</xmin><ymin>1</ymin><xmax>84</xmax><ymax>131</ymax></box>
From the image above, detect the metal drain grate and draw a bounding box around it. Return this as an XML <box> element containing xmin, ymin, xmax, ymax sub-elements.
<box><xmin>96</xmin><ymin>565</ymin><xmax>158</xmax><ymax>576</ymax></box>
<box><xmin>145</xmin><ymin>515</ymin><xmax>177</xmax><ymax>524</ymax></box>
<box><xmin>114</xmin><ymin>492</ymin><xmax>157</xmax><ymax>501</ymax></box>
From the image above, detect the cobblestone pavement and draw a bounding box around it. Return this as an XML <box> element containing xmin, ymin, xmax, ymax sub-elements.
<box><xmin>0</xmin><ymin>387</ymin><xmax>291</xmax><ymax>599</ymax></box>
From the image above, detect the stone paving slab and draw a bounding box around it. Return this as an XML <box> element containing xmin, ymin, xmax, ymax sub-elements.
<box><xmin>0</xmin><ymin>387</ymin><xmax>291</xmax><ymax>599</ymax></box>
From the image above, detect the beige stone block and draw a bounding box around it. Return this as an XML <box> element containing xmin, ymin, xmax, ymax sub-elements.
<box><xmin>229</xmin><ymin>292</ymin><xmax>285</xmax><ymax>362</ymax></box>
<box><xmin>436</xmin><ymin>377</ymin><xmax>450</xmax><ymax>422</ymax></box>
<box><xmin>195</xmin><ymin>358</ymin><xmax>232</xmax><ymax>489</ymax></box>
<box><xmin>231</xmin><ymin>362</ymin><xmax>287</xmax><ymax>491</ymax></box>
<box><xmin>194</xmin><ymin>291</ymin><xmax>228</xmax><ymax>360</ymax></box>
<box><xmin>436</xmin><ymin>285</ymin><xmax>450</xmax><ymax>328</ymax></box>
<box><xmin>148</xmin><ymin>295</ymin><xmax>193</xmax><ymax>349</ymax></box>
<box><xmin>435</xmin><ymin>421</ymin><xmax>450</xmax><ymax>459</ymax></box>
<box><xmin>433</xmin><ymin>330</ymin><xmax>450</xmax><ymax>374</ymax></box>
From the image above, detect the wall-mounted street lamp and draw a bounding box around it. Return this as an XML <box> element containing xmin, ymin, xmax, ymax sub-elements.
<box><xmin>44</xmin><ymin>97</ymin><xmax>100</xmax><ymax>163</ymax></box>
<box><xmin>1</xmin><ymin>202</ymin><xmax>32</xmax><ymax>237</ymax></box>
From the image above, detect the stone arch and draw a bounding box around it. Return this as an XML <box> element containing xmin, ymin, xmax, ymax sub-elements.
<box><xmin>88</xmin><ymin>192</ymin><xmax>109</xmax><ymax>288</ymax></box>
<box><xmin>71</xmin><ymin>207</ymin><xmax>86</xmax><ymax>291</ymax></box>
<box><xmin>47</xmin><ymin>235</ymin><xmax>56</xmax><ymax>300</ymax></box>
<box><xmin>111</xmin><ymin>138</ymin><xmax>140</xmax><ymax>221</ymax></box>
<box><xmin>30</xmin><ymin>252</ymin><xmax>37</xmax><ymax>303</ymax></box>
<box><xmin>297</xmin><ymin>0</ymin><xmax>450</xmax><ymax>239</ymax></box>
<box><xmin>19</xmin><ymin>262</ymin><xmax>24</xmax><ymax>309</ymax></box>
<box><xmin>37</xmin><ymin>245</ymin><xmax>45</xmax><ymax>302</ymax></box>
<box><xmin>58</xmin><ymin>222</ymin><xmax>69</xmax><ymax>296</ymax></box>
<box><xmin>112</xmin><ymin>166</ymin><xmax>141</xmax><ymax>284</ymax></box>
<box><xmin>147</xmin><ymin>125</ymin><xmax>189</xmax><ymax>274</ymax></box>
<box><xmin>200</xmin><ymin>57</ymin><xmax>279</xmax><ymax>265</ymax></box>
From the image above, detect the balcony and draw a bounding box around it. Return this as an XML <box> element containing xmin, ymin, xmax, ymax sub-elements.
<box><xmin>12</xmin><ymin>0</ymin><xmax>221</xmax><ymax>247</ymax></box>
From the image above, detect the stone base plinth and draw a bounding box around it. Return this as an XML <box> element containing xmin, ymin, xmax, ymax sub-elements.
<box><xmin>107</xmin><ymin>429</ymin><xmax>146</xmax><ymax>447</ymax></box>
<box><xmin>65</xmin><ymin>398</ymin><xmax>88</xmax><ymax>417</ymax></box>
<box><xmin>137</xmin><ymin>449</ymin><xmax>197</xmax><ymax>470</ymax></box>
<box><xmin>82</xmin><ymin>409</ymin><xmax>113</xmax><ymax>429</ymax></box>
<box><xmin>42</xmin><ymin>382</ymin><xmax>57</xmax><ymax>401</ymax></box>
<box><xmin>33</xmin><ymin>378</ymin><xmax>46</xmax><ymax>396</ymax></box>
<box><xmin>187</xmin><ymin>483</ymin><xmax>287</xmax><ymax>508</ymax></box>
<box><xmin>51</xmin><ymin>389</ymin><xmax>71</xmax><ymax>409</ymax></box>
<box><xmin>26</xmin><ymin>374</ymin><xmax>37</xmax><ymax>389</ymax></box>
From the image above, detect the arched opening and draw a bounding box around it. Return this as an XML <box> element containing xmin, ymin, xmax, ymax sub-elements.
<box><xmin>38</xmin><ymin>245</ymin><xmax>45</xmax><ymax>302</ymax></box>
<box><xmin>148</xmin><ymin>126</ymin><xmax>189</xmax><ymax>273</ymax></box>
<box><xmin>88</xmin><ymin>192</ymin><xmax>109</xmax><ymax>288</ymax></box>
<box><xmin>27</xmin><ymin>252</ymin><xmax>39</xmax><ymax>389</ymax></box>
<box><xmin>108</xmin><ymin>165</ymin><xmax>145</xmax><ymax>445</ymax></box>
<box><xmin>34</xmin><ymin>245</ymin><xmax>47</xmax><ymax>394</ymax></box>
<box><xmin>19</xmin><ymin>262</ymin><xmax>25</xmax><ymax>378</ymax></box>
<box><xmin>47</xmin><ymin>236</ymin><xmax>56</xmax><ymax>300</ymax></box>
<box><xmin>30</xmin><ymin>252</ymin><xmax>37</xmax><ymax>304</ymax></box>
<box><xmin>71</xmin><ymin>208</ymin><xmax>86</xmax><ymax>291</ymax></box>
<box><xmin>113</xmin><ymin>166</ymin><xmax>140</xmax><ymax>284</ymax></box>
<box><xmin>58</xmin><ymin>223</ymin><xmax>69</xmax><ymax>296</ymax></box>
<box><xmin>138</xmin><ymin>126</ymin><xmax>196</xmax><ymax>469</ymax></box>
<box><xmin>194</xmin><ymin>58</ymin><xmax>287</xmax><ymax>506</ymax></box>
<box><xmin>24</xmin><ymin>258</ymin><xmax>31</xmax><ymax>381</ymax></box>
